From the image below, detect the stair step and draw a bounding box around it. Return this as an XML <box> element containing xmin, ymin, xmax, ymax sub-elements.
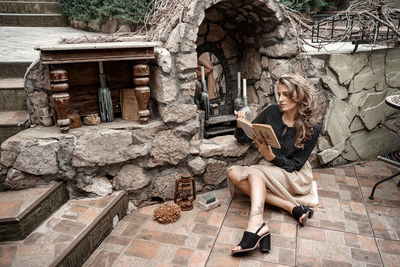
<box><xmin>0</xmin><ymin>110</ymin><xmax>29</xmax><ymax>144</ymax></box>
<box><xmin>0</xmin><ymin>62</ymin><xmax>31</xmax><ymax>78</ymax></box>
<box><xmin>0</xmin><ymin>1</ymin><xmax>62</xmax><ymax>14</ymax></box>
<box><xmin>0</xmin><ymin>110</ymin><xmax>28</xmax><ymax>126</ymax></box>
<box><xmin>0</xmin><ymin>78</ymin><xmax>24</xmax><ymax>90</ymax></box>
<box><xmin>0</xmin><ymin>182</ymin><xmax>69</xmax><ymax>241</ymax></box>
<box><xmin>0</xmin><ymin>13</ymin><xmax>68</xmax><ymax>26</ymax></box>
<box><xmin>0</xmin><ymin>191</ymin><xmax>128</xmax><ymax>267</ymax></box>
<box><xmin>0</xmin><ymin>78</ymin><xmax>27</xmax><ymax>112</ymax></box>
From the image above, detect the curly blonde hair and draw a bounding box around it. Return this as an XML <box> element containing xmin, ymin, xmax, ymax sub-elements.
<box><xmin>276</xmin><ymin>74</ymin><xmax>317</xmax><ymax>149</ymax></box>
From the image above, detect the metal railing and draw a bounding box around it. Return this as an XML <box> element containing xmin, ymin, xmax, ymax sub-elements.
<box><xmin>311</xmin><ymin>12</ymin><xmax>400</xmax><ymax>52</ymax></box>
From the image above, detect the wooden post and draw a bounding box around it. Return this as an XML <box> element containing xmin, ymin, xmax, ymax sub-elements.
<box><xmin>49</xmin><ymin>69</ymin><xmax>70</xmax><ymax>133</ymax></box>
<box><xmin>132</xmin><ymin>64</ymin><xmax>150</xmax><ymax>124</ymax></box>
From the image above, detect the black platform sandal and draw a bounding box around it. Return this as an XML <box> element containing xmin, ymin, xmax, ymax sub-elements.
<box><xmin>303</xmin><ymin>206</ymin><xmax>314</xmax><ymax>218</ymax></box>
<box><xmin>232</xmin><ymin>222</ymin><xmax>271</xmax><ymax>255</ymax></box>
<box><xmin>292</xmin><ymin>205</ymin><xmax>312</xmax><ymax>226</ymax></box>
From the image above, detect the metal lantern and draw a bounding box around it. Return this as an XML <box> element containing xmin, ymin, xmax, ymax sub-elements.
<box><xmin>174</xmin><ymin>173</ymin><xmax>196</xmax><ymax>211</ymax></box>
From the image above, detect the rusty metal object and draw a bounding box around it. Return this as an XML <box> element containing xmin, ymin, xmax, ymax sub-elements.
<box><xmin>174</xmin><ymin>173</ymin><xmax>196</xmax><ymax>211</ymax></box>
<box><xmin>49</xmin><ymin>69</ymin><xmax>68</xmax><ymax>82</ymax></box>
<box><xmin>132</xmin><ymin>64</ymin><xmax>150</xmax><ymax>77</ymax></box>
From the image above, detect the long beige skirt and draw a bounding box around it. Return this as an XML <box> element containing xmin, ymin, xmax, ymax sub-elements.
<box><xmin>229</xmin><ymin>159</ymin><xmax>318</xmax><ymax>206</ymax></box>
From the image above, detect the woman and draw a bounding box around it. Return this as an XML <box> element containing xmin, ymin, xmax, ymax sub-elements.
<box><xmin>228</xmin><ymin>74</ymin><xmax>320</xmax><ymax>255</ymax></box>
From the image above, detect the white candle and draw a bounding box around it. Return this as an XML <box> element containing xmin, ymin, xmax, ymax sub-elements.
<box><xmin>237</xmin><ymin>72</ymin><xmax>241</xmax><ymax>89</ymax></box>
<box><xmin>243</xmin><ymin>78</ymin><xmax>246</xmax><ymax>97</ymax></box>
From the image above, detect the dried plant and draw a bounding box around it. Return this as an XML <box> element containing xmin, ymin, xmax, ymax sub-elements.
<box><xmin>153</xmin><ymin>202</ymin><xmax>181</xmax><ymax>224</ymax></box>
<box><xmin>136</xmin><ymin>0</ymin><xmax>194</xmax><ymax>38</ymax></box>
<box><xmin>281</xmin><ymin>0</ymin><xmax>400</xmax><ymax>50</ymax></box>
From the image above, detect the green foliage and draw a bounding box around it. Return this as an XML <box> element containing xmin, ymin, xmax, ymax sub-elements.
<box><xmin>59</xmin><ymin>0</ymin><xmax>153</xmax><ymax>25</ymax></box>
<box><xmin>281</xmin><ymin>0</ymin><xmax>338</xmax><ymax>14</ymax></box>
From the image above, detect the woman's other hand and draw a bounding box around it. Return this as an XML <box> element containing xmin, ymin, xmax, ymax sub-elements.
<box><xmin>253</xmin><ymin>137</ymin><xmax>275</xmax><ymax>161</ymax></box>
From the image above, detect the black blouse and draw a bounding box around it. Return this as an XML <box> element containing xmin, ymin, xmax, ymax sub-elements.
<box><xmin>234</xmin><ymin>104</ymin><xmax>320</xmax><ymax>172</ymax></box>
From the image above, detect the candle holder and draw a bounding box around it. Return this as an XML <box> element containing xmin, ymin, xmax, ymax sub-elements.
<box><xmin>174</xmin><ymin>173</ymin><xmax>196</xmax><ymax>211</ymax></box>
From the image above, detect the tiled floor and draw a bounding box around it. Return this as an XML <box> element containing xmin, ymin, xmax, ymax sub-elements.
<box><xmin>84</xmin><ymin>160</ymin><xmax>400</xmax><ymax>267</ymax></box>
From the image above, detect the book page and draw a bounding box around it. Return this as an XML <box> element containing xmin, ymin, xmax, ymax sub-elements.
<box><xmin>253</xmin><ymin>124</ymin><xmax>281</xmax><ymax>149</ymax></box>
<box><xmin>236</xmin><ymin>118</ymin><xmax>255</xmax><ymax>140</ymax></box>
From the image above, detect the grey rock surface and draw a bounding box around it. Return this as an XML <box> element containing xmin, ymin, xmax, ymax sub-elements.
<box><xmin>150</xmin><ymin>130</ymin><xmax>190</xmax><ymax>165</ymax></box>
<box><xmin>113</xmin><ymin>164</ymin><xmax>150</xmax><ymax>191</ymax></box>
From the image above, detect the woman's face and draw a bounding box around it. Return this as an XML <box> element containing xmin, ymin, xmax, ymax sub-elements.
<box><xmin>278</xmin><ymin>82</ymin><xmax>298</xmax><ymax>113</ymax></box>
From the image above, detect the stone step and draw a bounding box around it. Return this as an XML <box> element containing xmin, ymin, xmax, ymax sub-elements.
<box><xmin>0</xmin><ymin>191</ymin><xmax>128</xmax><ymax>267</ymax></box>
<box><xmin>0</xmin><ymin>13</ymin><xmax>68</xmax><ymax>26</ymax></box>
<box><xmin>0</xmin><ymin>1</ymin><xmax>62</xmax><ymax>14</ymax></box>
<box><xmin>0</xmin><ymin>182</ymin><xmax>69</xmax><ymax>241</ymax></box>
<box><xmin>0</xmin><ymin>62</ymin><xmax>31</xmax><ymax>78</ymax></box>
<box><xmin>0</xmin><ymin>110</ymin><xmax>29</xmax><ymax>144</ymax></box>
<box><xmin>0</xmin><ymin>78</ymin><xmax>27</xmax><ymax>111</ymax></box>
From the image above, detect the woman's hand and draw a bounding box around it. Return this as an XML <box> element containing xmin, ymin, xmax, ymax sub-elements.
<box><xmin>234</xmin><ymin>110</ymin><xmax>248</xmax><ymax>128</ymax></box>
<box><xmin>253</xmin><ymin>137</ymin><xmax>276</xmax><ymax>161</ymax></box>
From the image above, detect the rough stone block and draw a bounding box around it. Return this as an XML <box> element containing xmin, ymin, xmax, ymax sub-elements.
<box><xmin>386</xmin><ymin>46</ymin><xmax>400</xmax><ymax>87</ymax></box>
<box><xmin>329</xmin><ymin>53</ymin><xmax>368</xmax><ymax>85</ymax></box>
<box><xmin>113</xmin><ymin>165</ymin><xmax>149</xmax><ymax>191</ymax></box>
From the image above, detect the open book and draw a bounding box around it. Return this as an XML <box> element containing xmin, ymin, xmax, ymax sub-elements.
<box><xmin>237</xmin><ymin>118</ymin><xmax>281</xmax><ymax>149</ymax></box>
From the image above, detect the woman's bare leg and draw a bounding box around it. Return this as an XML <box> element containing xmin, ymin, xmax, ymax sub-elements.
<box><xmin>231</xmin><ymin>173</ymin><xmax>269</xmax><ymax>252</ymax></box>
<box><xmin>227</xmin><ymin>167</ymin><xmax>307</xmax><ymax>224</ymax></box>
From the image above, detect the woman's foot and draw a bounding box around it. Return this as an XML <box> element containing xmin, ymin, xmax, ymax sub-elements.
<box><xmin>292</xmin><ymin>205</ymin><xmax>313</xmax><ymax>226</ymax></box>
<box><xmin>231</xmin><ymin>222</ymin><xmax>270</xmax><ymax>255</ymax></box>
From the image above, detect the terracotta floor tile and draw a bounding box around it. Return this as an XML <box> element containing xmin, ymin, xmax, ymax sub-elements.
<box><xmin>82</xmin><ymin>250</ymin><xmax>120</xmax><ymax>267</ymax></box>
<box><xmin>103</xmin><ymin>234</ymin><xmax>132</xmax><ymax>247</ymax></box>
<box><xmin>196</xmin><ymin>236</ymin><xmax>215</xmax><ymax>250</ymax></box>
<box><xmin>313</xmin><ymin>172</ymin><xmax>363</xmax><ymax>202</ymax></box>
<box><xmin>123</xmin><ymin>213</ymin><xmax>150</xmax><ymax>225</ymax></box>
<box><xmin>377</xmin><ymin>238</ymin><xmax>400</xmax><ymax>267</ymax></box>
<box><xmin>76</xmin><ymin>207</ymin><xmax>103</xmax><ymax>224</ymax></box>
<box><xmin>22</xmin><ymin>233</ymin><xmax>44</xmax><ymax>245</ymax></box>
<box><xmin>367</xmin><ymin>205</ymin><xmax>400</xmax><ymax>240</ymax></box>
<box><xmin>124</xmin><ymin>239</ymin><xmax>160</xmax><ymax>259</ymax></box>
<box><xmin>171</xmin><ymin>247</ymin><xmax>193</xmax><ymax>265</ymax></box>
<box><xmin>0</xmin><ymin>201</ymin><xmax>24</xmax><ymax>218</ymax></box>
<box><xmin>0</xmin><ymin>245</ymin><xmax>17</xmax><ymax>267</ymax></box>
<box><xmin>223</xmin><ymin>214</ymin><xmax>248</xmax><ymax>229</ymax></box>
<box><xmin>195</xmin><ymin>211</ymin><xmax>212</xmax><ymax>224</ymax></box>
<box><xmin>121</xmin><ymin>223</ymin><xmax>141</xmax><ymax>237</ymax></box>
<box><xmin>306</xmin><ymin>198</ymin><xmax>373</xmax><ymax>235</ymax></box>
<box><xmin>206</xmin><ymin>252</ymin><xmax>240</xmax><ymax>267</ymax></box>
<box><xmin>360</xmin><ymin>181</ymin><xmax>400</xmax><ymax>207</ymax></box>
<box><xmin>297</xmin><ymin>228</ymin><xmax>381</xmax><ymax>266</ymax></box>
<box><xmin>136</xmin><ymin>229</ymin><xmax>187</xmax><ymax>245</ymax></box>
<box><xmin>192</xmin><ymin>223</ymin><xmax>219</xmax><ymax>237</ymax></box>
<box><xmin>188</xmin><ymin>250</ymin><xmax>209</xmax><ymax>266</ymax></box>
<box><xmin>208</xmin><ymin>212</ymin><xmax>225</xmax><ymax>227</ymax></box>
<box><xmin>53</xmin><ymin>219</ymin><xmax>86</xmax><ymax>236</ymax></box>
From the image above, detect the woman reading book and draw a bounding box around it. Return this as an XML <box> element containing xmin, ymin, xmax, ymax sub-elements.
<box><xmin>228</xmin><ymin>74</ymin><xmax>320</xmax><ymax>255</ymax></box>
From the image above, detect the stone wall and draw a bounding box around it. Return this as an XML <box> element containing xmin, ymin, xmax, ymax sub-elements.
<box><xmin>313</xmin><ymin>48</ymin><xmax>400</xmax><ymax>165</ymax></box>
<box><xmin>1</xmin><ymin>0</ymin><xmax>399</xmax><ymax>207</ymax></box>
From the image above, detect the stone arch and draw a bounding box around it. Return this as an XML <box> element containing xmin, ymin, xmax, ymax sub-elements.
<box><xmin>151</xmin><ymin>0</ymin><xmax>298</xmax><ymax>123</ymax></box>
